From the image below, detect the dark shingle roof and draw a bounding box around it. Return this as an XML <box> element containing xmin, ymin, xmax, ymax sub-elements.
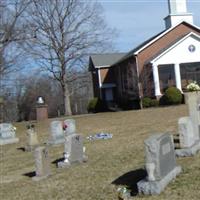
<box><xmin>90</xmin><ymin>22</ymin><xmax>200</xmax><ymax>69</ymax></box>
<box><xmin>144</xmin><ymin>33</ymin><xmax>191</xmax><ymax>64</ymax></box>
<box><xmin>90</xmin><ymin>53</ymin><xmax>126</xmax><ymax>68</ymax></box>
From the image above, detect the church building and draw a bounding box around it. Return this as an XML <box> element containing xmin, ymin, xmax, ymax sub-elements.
<box><xmin>89</xmin><ymin>0</ymin><xmax>200</xmax><ymax>108</ymax></box>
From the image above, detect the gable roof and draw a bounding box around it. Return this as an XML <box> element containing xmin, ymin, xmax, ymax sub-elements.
<box><xmin>110</xmin><ymin>30</ymin><xmax>166</xmax><ymax>67</ymax></box>
<box><xmin>90</xmin><ymin>53</ymin><xmax>125</xmax><ymax>69</ymax></box>
<box><xmin>150</xmin><ymin>32</ymin><xmax>200</xmax><ymax>64</ymax></box>
<box><xmin>111</xmin><ymin>21</ymin><xmax>200</xmax><ymax>67</ymax></box>
<box><xmin>133</xmin><ymin>21</ymin><xmax>200</xmax><ymax>55</ymax></box>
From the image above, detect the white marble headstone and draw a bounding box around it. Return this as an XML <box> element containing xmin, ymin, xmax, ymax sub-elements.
<box><xmin>63</xmin><ymin>119</ymin><xmax>76</xmax><ymax>136</ymax></box>
<box><xmin>48</xmin><ymin>121</ymin><xmax>64</xmax><ymax>145</ymax></box>
<box><xmin>184</xmin><ymin>92</ymin><xmax>200</xmax><ymax>141</ymax></box>
<box><xmin>0</xmin><ymin>123</ymin><xmax>19</xmax><ymax>145</ymax></box>
<box><xmin>0</xmin><ymin>123</ymin><xmax>15</xmax><ymax>138</ymax></box>
<box><xmin>178</xmin><ymin>116</ymin><xmax>195</xmax><ymax>148</ymax></box>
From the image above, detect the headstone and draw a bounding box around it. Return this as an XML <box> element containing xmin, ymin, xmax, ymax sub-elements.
<box><xmin>57</xmin><ymin>133</ymin><xmax>87</xmax><ymax>168</ymax></box>
<box><xmin>32</xmin><ymin>146</ymin><xmax>51</xmax><ymax>181</ymax></box>
<box><xmin>25</xmin><ymin>125</ymin><xmax>39</xmax><ymax>151</ymax></box>
<box><xmin>178</xmin><ymin>117</ymin><xmax>195</xmax><ymax>148</ymax></box>
<box><xmin>48</xmin><ymin>121</ymin><xmax>64</xmax><ymax>145</ymax></box>
<box><xmin>137</xmin><ymin>133</ymin><xmax>181</xmax><ymax>195</ymax></box>
<box><xmin>184</xmin><ymin>92</ymin><xmax>200</xmax><ymax>141</ymax></box>
<box><xmin>176</xmin><ymin>92</ymin><xmax>200</xmax><ymax>156</ymax></box>
<box><xmin>0</xmin><ymin>123</ymin><xmax>19</xmax><ymax>145</ymax></box>
<box><xmin>63</xmin><ymin>119</ymin><xmax>76</xmax><ymax>136</ymax></box>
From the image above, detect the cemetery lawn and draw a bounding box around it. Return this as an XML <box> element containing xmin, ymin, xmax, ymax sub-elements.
<box><xmin>1</xmin><ymin>104</ymin><xmax>200</xmax><ymax>200</ymax></box>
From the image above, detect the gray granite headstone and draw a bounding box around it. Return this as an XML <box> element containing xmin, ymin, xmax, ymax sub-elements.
<box><xmin>137</xmin><ymin>133</ymin><xmax>181</xmax><ymax>195</ymax></box>
<box><xmin>63</xmin><ymin>119</ymin><xmax>76</xmax><ymax>136</ymax></box>
<box><xmin>48</xmin><ymin>121</ymin><xmax>64</xmax><ymax>145</ymax></box>
<box><xmin>0</xmin><ymin>123</ymin><xmax>19</xmax><ymax>145</ymax></box>
<box><xmin>32</xmin><ymin>146</ymin><xmax>51</xmax><ymax>181</ymax></box>
<box><xmin>57</xmin><ymin>133</ymin><xmax>87</xmax><ymax>168</ymax></box>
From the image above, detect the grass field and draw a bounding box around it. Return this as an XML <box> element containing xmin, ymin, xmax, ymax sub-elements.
<box><xmin>1</xmin><ymin>104</ymin><xmax>200</xmax><ymax>200</ymax></box>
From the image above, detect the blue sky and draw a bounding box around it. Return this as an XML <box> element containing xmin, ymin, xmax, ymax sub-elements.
<box><xmin>99</xmin><ymin>0</ymin><xmax>200</xmax><ymax>52</ymax></box>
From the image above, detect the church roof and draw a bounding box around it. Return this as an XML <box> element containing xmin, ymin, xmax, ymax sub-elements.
<box><xmin>150</xmin><ymin>32</ymin><xmax>200</xmax><ymax>64</ymax></box>
<box><xmin>90</xmin><ymin>53</ymin><xmax>125</xmax><ymax>68</ymax></box>
<box><xmin>144</xmin><ymin>33</ymin><xmax>190</xmax><ymax>64</ymax></box>
<box><xmin>111</xmin><ymin>21</ymin><xmax>200</xmax><ymax>67</ymax></box>
<box><xmin>89</xmin><ymin>22</ymin><xmax>200</xmax><ymax>70</ymax></box>
<box><xmin>111</xmin><ymin>30</ymin><xmax>166</xmax><ymax>66</ymax></box>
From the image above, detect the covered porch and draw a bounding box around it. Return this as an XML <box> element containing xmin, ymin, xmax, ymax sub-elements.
<box><xmin>151</xmin><ymin>32</ymin><xmax>200</xmax><ymax>97</ymax></box>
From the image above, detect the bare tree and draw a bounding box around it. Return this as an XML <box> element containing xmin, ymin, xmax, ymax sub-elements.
<box><xmin>25</xmin><ymin>0</ymin><xmax>115</xmax><ymax>116</ymax></box>
<box><xmin>69</xmin><ymin>70</ymin><xmax>93</xmax><ymax>114</ymax></box>
<box><xmin>0</xmin><ymin>0</ymin><xmax>32</xmax><ymax>122</ymax></box>
<box><xmin>14</xmin><ymin>73</ymin><xmax>64</xmax><ymax>121</ymax></box>
<box><xmin>0</xmin><ymin>0</ymin><xmax>31</xmax><ymax>77</ymax></box>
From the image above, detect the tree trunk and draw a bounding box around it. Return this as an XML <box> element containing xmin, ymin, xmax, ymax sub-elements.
<box><xmin>63</xmin><ymin>83</ymin><xmax>72</xmax><ymax>116</ymax></box>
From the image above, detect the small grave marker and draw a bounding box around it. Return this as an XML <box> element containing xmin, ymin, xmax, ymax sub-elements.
<box><xmin>32</xmin><ymin>146</ymin><xmax>51</xmax><ymax>181</ymax></box>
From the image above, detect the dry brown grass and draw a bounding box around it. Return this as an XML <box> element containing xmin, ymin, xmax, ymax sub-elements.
<box><xmin>1</xmin><ymin>105</ymin><xmax>200</xmax><ymax>200</ymax></box>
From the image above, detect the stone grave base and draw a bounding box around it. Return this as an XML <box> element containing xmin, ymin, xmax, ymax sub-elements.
<box><xmin>32</xmin><ymin>174</ymin><xmax>50</xmax><ymax>181</ymax></box>
<box><xmin>57</xmin><ymin>156</ymin><xmax>88</xmax><ymax>168</ymax></box>
<box><xmin>47</xmin><ymin>138</ymin><xmax>65</xmax><ymax>146</ymax></box>
<box><xmin>137</xmin><ymin>166</ymin><xmax>182</xmax><ymax>195</ymax></box>
<box><xmin>175</xmin><ymin>140</ymin><xmax>200</xmax><ymax>157</ymax></box>
<box><xmin>0</xmin><ymin>138</ymin><xmax>19</xmax><ymax>145</ymax></box>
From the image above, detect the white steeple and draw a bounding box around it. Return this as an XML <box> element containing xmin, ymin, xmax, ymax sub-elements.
<box><xmin>164</xmin><ymin>0</ymin><xmax>193</xmax><ymax>29</ymax></box>
<box><xmin>168</xmin><ymin>0</ymin><xmax>187</xmax><ymax>14</ymax></box>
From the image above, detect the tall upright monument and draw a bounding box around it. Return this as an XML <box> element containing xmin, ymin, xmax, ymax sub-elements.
<box><xmin>36</xmin><ymin>97</ymin><xmax>48</xmax><ymax>121</ymax></box>
<box><xmin>164</xmin><ymin>0</ymin><xmax>193</xmax><ymax>29</ymax></box>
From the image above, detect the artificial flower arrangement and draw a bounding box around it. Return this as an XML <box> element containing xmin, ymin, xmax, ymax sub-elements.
<box><xmin>117</xmin><ymin>186</ymin><xmax>131</xmax><ymax>200</ymax></box>
<box><xmin>186</xmin><ymin>81</ymin><xmax>200</xmax><ymax>92</ymax></box>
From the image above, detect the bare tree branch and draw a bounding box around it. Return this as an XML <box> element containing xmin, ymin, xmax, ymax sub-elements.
<box><xmin>24</xmin><ymin>0</ymin><xmax>116</xmax><ymax>115</ymax></box>
<box><xmin>0</xmin><ymin>0</ymin><xmax>31</xmax><ymax>77</ymax></box>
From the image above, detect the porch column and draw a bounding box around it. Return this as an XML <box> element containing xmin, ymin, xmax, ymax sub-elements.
<box><xmin>98</xmin><ymin>69</ymin><xmax>102</xmax><ymax>99</ymax></box>
<box><xmin>152</xmin><ymin>63</ymin><xmax>161</xmax><ymax>96</ymax></box>
<box><xmin>174</xmin><ymin>63</ymin><xmax>183</xmax><ymax>92</ymax></box>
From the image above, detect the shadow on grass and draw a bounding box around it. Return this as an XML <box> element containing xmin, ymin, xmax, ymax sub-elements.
<box><xmin>52</xmin><ymin>157</ymin><xmax>64</xmax><ymax>164</ymax></box>
<box><xmin>112</xmin><ymin>168</ymin><xmax>147</xmax><ymax>196</ymax></box>
<box><xmin>23</xmin><ymin>171</ymin><xmax>36</xmax><ymax>178</ymax></box>
<box><xmin>17</xmin><ymin>147</ymin><xmax>26</xmax><ymax>152</ymax></box>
